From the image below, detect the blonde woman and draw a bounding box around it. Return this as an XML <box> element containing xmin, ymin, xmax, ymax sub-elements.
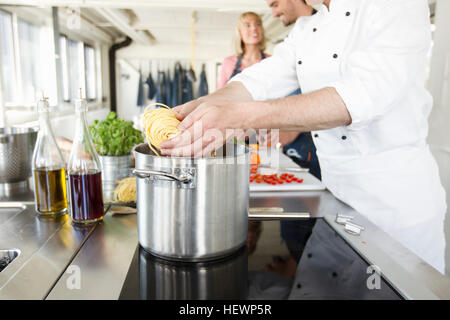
<box><xmin>217</xmin><ymin>12</ymin><xmax>270</xmax><ymax>89</ymax></box>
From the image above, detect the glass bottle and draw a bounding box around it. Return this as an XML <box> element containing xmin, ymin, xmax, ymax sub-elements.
<box><xmin>32</xmin><ymin>95</ymin><xmax>68</xmax><ymax>216</ymax></box>
<box><xmin>67</xmin><ymin>91</ymin><xmax>104</xmax><ymax>223</ymax></box>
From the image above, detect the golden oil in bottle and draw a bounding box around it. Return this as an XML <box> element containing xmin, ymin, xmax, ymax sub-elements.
<box><xmin>34</xmin><ymin>167</ymin><xmax>68</xmax><ymax>215</ymax></box>
<box><xmin>32</xmin><ymin>95</ymin><xmax>68</xmax><ymax>216</ymax></box>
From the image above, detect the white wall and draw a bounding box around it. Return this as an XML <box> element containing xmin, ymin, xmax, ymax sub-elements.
<box><xmin>115</xmin><ymin>42</ymin><xmax>227</xmax><ymax>123</ymax></box>
<box><xmin>427</xmin><ymin>0</ymin><xmax>450</xmax><ymax>276</ymax></box>
<box><xmin>51</xmin><ymin>108</ymin><xmax>110</xmax><ymax>139</ymax></box>
<box><xmin>17</xmin><ymin>107</ymin><xmax>110</xmax><ymax>139</ymax></box>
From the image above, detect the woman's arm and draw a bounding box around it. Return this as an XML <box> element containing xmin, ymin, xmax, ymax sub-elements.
<box><xmin>217</xmin><ymin>56</ymin><xmax>235</xmax><ymax>89</ymax></box>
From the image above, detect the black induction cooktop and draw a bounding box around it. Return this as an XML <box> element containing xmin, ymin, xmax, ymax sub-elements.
<box><xmin>119</xmin><ymin>218</ymin><xmax>402</xmax><ymax>300</ymax></box>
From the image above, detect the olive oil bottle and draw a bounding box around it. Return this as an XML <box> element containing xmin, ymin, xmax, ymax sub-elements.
<box><xmin>33</xmin><ymin>167</ymin><xmax>68</xmax><ymax>214</ymax></box>
<box><xmin>32</xmin><ymin>95</ymin><xmax>68</xmax><ymax>215</ymax></box>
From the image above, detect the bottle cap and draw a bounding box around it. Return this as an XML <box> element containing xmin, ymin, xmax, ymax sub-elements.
<box><xmin>37</xmin><ymin>91</ymin><xmax>50</xmax><ymax>113</ymax></box>
<box><xmin>75</xmin><ymin>88</ymin><xmax>87</xmax><ymax>112</ymax></box>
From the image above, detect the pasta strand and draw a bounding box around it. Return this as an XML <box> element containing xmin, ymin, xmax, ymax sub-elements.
<box><xmin>141</xmin><ymin>103</ymin><xmax>181</xmax><ymax>156</ymax></box>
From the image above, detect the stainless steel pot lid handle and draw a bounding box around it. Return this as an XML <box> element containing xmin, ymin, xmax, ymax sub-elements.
<box><xmin>132</xmin><ymin>168</ymin><xmax>193</xmax><ymax>184</ymax></box>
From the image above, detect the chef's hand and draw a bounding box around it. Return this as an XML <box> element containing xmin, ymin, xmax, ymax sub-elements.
<box><xmin>160</xmin><ymin>100</ymin><xmax>245</xmax><ymax>157</ymax></box>
<box><xmin>173</xmin><ymin>82</ymin><xmax>253</xmax><ymax>121</ymax></box>
<box><xmin>172</xmin><ymin>97</ymin><xmax>205</xmax><ymax>121</ymax></box>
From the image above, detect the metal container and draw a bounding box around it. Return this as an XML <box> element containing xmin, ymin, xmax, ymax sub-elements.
<box><xmin>133</xmin><ymin>143</ymin><xmax>250</xmax><ymax>262</ymax></box>
<box><xmin>0</xmin><ymin>127</ymin><xmax>38</xmax><ymax>184</ymax></box>
<box><xmin>99</xmin><ymin>154</ymin><xmax>132</xmax><ymax>201</ymax></box>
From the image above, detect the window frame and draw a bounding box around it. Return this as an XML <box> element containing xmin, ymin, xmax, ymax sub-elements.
<box><xmin>1</xmin><ymin>7</ymin><xmax>106</xmax><ymax>111</ymax></box>
<box><xmin>0</xmin><ymin>6</ymin><xmax>111</xmax><ymax>127</ymax></box>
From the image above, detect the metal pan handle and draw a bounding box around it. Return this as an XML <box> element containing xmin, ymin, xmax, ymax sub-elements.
<box><xmin>248</xmin><ymin>207</ymin><xmax>310</xmax><ymax>219</ymax></box>
<box><xmin>132</xmin><ymin>168</ymin><xmax>193</xmax><ymax>184</ymax></box>
<box><xmin>248</xmin><ymin>212</ymin><xmax>310</xmax><ymax>219</ymax></box>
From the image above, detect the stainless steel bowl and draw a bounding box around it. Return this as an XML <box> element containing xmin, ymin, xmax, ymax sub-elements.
<box><xmin>133</xmin><ymin>142</ymin><xmax>250</xmax><ymax>262</ymax></box>
<box><xmin>0</xmin><ymin>127</ymin><xmax>38</xmax><ymax>184</ymax></box>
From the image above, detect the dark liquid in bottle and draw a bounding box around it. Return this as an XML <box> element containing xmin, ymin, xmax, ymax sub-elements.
<box><xmin>69</xmin><ymin>171</ymin><xmax>104</xmax><ymax>223</ymax></box>
<box><xmin>34</xmin><ymin>168</ymin><xmax>68</xmax><ymax>215</ymax></box>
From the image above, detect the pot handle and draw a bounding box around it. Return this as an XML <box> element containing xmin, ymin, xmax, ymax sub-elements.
<box><xmin>132</xmin><ymin>168</ymin><xmax>193</xmax><ymax>184</ymax></box>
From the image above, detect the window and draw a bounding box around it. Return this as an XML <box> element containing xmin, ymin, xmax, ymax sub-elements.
<box><xmin>0</xmin><ymin>11</ymin><xmax>50</xmax><ymax>107</ymax></box>
<box><xmin>18</xmin><ymin>18</ymin><xmax>41</xmax><ymax>106</ymax></box>
<box><xmin>68</xmin><ymin>38</ymin><xmax>83</xmax><ymax>101</ymax></box>
<box><xmin>0</xmin><ymin>10</ymin><xmax>18</xmax><ymax>104</ymax></box>
<box><xmin>60</xmin><ymin>34</ymin><xmax>97</xmax><ymax>102</ymax></box>
<box><xmin>59</xmin><ymin>35</ymin><xmax>70</xmax><ymax>102</ymax></box>
<box><xmin>0</xmin><ymin>7</ymin><xmax>104</xmax><ymax>123</ymax></box>
<box><xmin>84</xmin><ymin>44</ymin><xmax>97</xmax><ymax>101</ymax></box>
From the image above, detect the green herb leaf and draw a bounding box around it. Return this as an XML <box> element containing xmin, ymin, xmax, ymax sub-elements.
<box><xmin>89</xmin><ymin>113</ymin><xmax>143</xmax><ymax>156</ymax></box>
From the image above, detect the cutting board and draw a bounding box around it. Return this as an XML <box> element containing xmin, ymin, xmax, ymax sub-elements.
<box><xmin>250</xmin><ymin>148</ymin><xmax>326</xmax><ymax>192</ymax></box>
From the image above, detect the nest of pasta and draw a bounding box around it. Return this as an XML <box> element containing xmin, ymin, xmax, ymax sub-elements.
<box><xmin>113</xmin><ymin>177</ymin><xmax>137</xmax><ymax>203</ymax></box>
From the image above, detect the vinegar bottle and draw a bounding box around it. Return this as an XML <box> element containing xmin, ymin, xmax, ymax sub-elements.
<box><xmin>32</xmin><ymin>94</ymin><xmax>68</xmax><ymax>216</ymax></box>
<box><xmin>67</xmin><ymin>90</ymin><xmax>104</xmax><ymax>223</ymax></box>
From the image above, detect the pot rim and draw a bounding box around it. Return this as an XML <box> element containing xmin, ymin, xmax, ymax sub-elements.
<box><xmin>0</xmin><ymin>127</ymin><xmax>39</xmax><ymax>135</ymax></box>
<box><xmin>98</xmin><ymin>154</ymin><xmax>132</xmax><ymax>158</ymax></box>
<box><xmin>133</xmin><ymin>143</ymin><xmax>250</xmax><ymax>162</ymax></box>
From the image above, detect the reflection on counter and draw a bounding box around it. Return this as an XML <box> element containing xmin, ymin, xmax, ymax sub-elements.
<box><xmin>120</xmin><ymin>219</ymin><xmax>403</xmax><ymax>300</ymax></box>
<box><xmin>120</xmin><ymin>246</ymin><xmax>248</xmax><ymax>300</ymax></box>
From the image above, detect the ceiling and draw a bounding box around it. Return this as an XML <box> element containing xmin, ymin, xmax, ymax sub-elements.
<box><xmin>79</xmin><ymin>4</ymin><xmax>287</xmax><ymax>48</ymax></box>
<box><xmin>1</xmin><ymin>0</ymin><xmax>438</xmax><ymax>48</ymax></box>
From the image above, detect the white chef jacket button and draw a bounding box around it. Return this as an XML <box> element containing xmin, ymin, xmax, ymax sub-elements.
<box><xmin>346</xmin><ymin>11</ymin><xmax>351</xmax><ymax>16</ymax></box>
<box><xmin>313</xmin><ymin>28</ymin><xmax>317</xmax><ymax>32</ymax></box>
<box><xmin>333</xmin><ymin>53</ymin><xmax>338</xmax><ymax>59</ymax></box>
<box><xmin>298</xmin><ymin>60</ymin><xmax>302</xmax><ymax>65</ymax></box>
<box><xmin>314</xmin><ymin>133</ymin><xmax>319</xmax><ymax>138</ymax></box>
<box><xmin>342</xmin><ymin>135</ymin><xmax>347</xmax><ymax>140</ymax></box>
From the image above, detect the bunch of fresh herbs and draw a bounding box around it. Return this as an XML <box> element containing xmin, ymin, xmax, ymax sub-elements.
<box><xmin>89</xmin><ymin>112</ymin><xmax>143</xmax><ymax>156</ymax></box>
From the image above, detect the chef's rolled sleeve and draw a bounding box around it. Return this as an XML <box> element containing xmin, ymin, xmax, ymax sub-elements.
<box><xmin>331</xmin><ymin>78</ymin><xmax>374</xmax><ymax>131</ymax></box>
<box><xmin>329</xmin><ymin>0</ymin><xmax>431</xmax><ymax>131</ymax></box>
<box><xmin>230</xmin><ymin>26</ymin><xmax>300</xmax><ymax>101</ymax></box>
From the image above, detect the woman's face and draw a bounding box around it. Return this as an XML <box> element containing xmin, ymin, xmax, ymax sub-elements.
<box><xmin>239</xmin><ymin>16</ymin><xmax>263</xmax><ymax>47</ymax></box>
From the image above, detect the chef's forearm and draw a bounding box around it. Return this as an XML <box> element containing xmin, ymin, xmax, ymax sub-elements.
<box><xmin>242</xmin><ymin>87</ymin><xmax>352</xmax><ymax>131</ymax></box>
<box><xmin>204</xmin><ymin>82</ymin><xmax>254</xmax><ymax>103</ymax></box>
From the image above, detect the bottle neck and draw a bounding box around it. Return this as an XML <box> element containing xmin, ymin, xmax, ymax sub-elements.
<box><xmin>36</xmin><ymin>98</ymin><xmax>52</xmax><ymax>134</ymax></box>
<box><xmin>38</xmin><ymin>111</ymin><xmax>53</xmax><ymax>136</ymax></box>
<box><xmin>74</xmin><ymin>99</ymin><xmax>89</xmax><ymax>141</ymax></box>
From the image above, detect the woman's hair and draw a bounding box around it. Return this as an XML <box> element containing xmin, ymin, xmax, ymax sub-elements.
<box><xmin>233</xmin><ymin>12</ymin><xmax>266</xmax><ymax>56</ymax></box>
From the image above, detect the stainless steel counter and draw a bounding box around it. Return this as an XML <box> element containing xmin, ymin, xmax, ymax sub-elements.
<box><xmin>2</xmin><ymin>187</ymin><xmax>450</xmax><ymax>300</ymax></box>
<box><xmin>0</xmin><ymin>199</ymin><xmax>96</xmax><ymax>299</ymax></box>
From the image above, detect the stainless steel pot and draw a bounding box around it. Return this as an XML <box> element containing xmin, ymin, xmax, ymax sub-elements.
<box><xmin>133</xmin><ymin>143</ymin><xmax>250</xmax><ymax>261</ymax></box>
<box><xmin>0</xmin><ymin>127</ymin><xmax>38</xmax><ymax>184</ymax></box>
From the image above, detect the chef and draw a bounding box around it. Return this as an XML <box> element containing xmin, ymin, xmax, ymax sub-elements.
<box><xmin>161</xmin><ymin>0</ymin><xmax>447</xmax><ymax>274</ymax></box>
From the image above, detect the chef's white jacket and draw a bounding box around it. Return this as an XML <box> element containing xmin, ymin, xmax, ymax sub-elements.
<box><xmin>232</xmin><ymin>0</ymin><xmax>446</xmax><ymax>273</ymax></box>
